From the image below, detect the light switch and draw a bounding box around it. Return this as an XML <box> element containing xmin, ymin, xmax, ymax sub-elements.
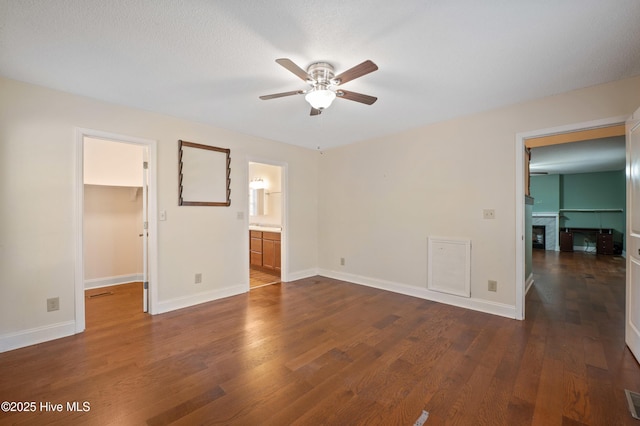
<box><xmin>159</xmin><ymin>210</ymin><xmax>167</xmax><ymax>221</ymax></box>
<box><xmin>483</xmin><ymin>209</ymin><xmax>495</xmax><ymax>219</ymax></box>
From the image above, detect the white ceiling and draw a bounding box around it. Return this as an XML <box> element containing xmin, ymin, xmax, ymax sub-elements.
<box><xmin>529</xmin><ymin>136</ymin><xmax>626</xmax><ymax>175</ymax></box>
<box><xmin>1</xmin><ymin>1</ymin><xmax>639</xmax><ymax>151</ymax></box>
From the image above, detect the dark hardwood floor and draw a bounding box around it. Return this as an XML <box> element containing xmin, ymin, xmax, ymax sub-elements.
<box><xmin>1</xmin><ymin>251</ymin><xmax>639</xmax><ymax>425</ymax></box>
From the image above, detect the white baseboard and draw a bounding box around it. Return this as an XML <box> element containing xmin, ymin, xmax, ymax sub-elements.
<box><xmin>0</xmin><ymin>320</ymin><xmax>76</xmax><ymax>354</ymax></box>
<box><xmin>156</xmin><ymin>284</ymin><xmax>246</xmax><ymax>314</ymax></box>
<box><xmin>525</xmin><ymin>273</ymin><xmax>534</xmax><ymax>295</ymax></box>
<box><xmin>156</xmin><ymin>268</ymin><xmax>320</xmax><ymax>315</ymax></box>
<box><xmin>84</xmin><ymin>273</ymin><xmax>144</xmax><ymax>289</ymax></box>
<box><xmin>285</xmin><ymin>268</ymin><xmax>319</xmax><ymax>282</ymax></box>
<box><xmin>318</xmin><ymin>269</ymin><xmax>517</xmax><ymax>319</ymax></box>
<box><xmin>2</xmin><ymin>267</ymin><xmax>518</xmax><ymax>353</ymax></box>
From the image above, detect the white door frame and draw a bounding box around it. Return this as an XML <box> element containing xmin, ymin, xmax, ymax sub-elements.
<box><xmin>246</xmin><ymin>157</ymin><xmax>289</xmax><ymax>286</ymax></box>
<box><xmin>74</xmin><ymin>128</ymin><xmax>159</xmax><ymax>332</ymax></box>
<box><xmin>515</xmin><ymin>115</ymin><xmax>627</xmax><ymax>320</ymax></box>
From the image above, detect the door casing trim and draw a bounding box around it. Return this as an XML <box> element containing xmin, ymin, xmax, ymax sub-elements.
<box><xmin>515</xmin><ymin>115</ymin><xmax>628</xmax><ymax>320</ymax></box>
<box><xmin>74</xmin><ymin>128</ymin><xmax>159</xmax><ymax>332</ymax></box>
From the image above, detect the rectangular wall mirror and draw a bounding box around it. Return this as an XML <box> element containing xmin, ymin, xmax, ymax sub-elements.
<box><xmin>249</xmin><ymin>188</ymin><xmax>266</xmax><ymax>216</ymax></box>
<box><xmin>178</xmin><ymin>140</ymin><xmax>231</xmax><ymax>206</ymax></box>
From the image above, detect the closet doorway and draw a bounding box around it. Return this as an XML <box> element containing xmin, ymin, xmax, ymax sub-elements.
<box><xmin>74</xmin><ymin>128</ymin><xmax>158</xmax><ymax>333</ymax></box>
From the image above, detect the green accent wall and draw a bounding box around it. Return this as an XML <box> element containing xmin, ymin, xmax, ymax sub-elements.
<box><xmin>530</xmin><ymin>174</ymin><xmax>560</xmax><ymax>212</ymax></box>
<box><xmin>560</xmin><ymin>171</ymin><xmax>625</xmax><ymax>232</ymax></box>
<box><xmin>530</xmin><ymin>170</ymin><xmax>625</xmax><ymax>250</ymax></box>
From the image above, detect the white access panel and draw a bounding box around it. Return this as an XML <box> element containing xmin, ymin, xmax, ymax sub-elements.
<box><xmin>428</xmin><ymin>237</ymin><xmax>471</xmax><ymax>297</ymax></box>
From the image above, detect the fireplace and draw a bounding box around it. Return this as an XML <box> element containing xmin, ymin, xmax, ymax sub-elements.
<box><xmin>532</xmin><ymin>225</ymin><xmax>546</xmax><ymax>249</ymax></box>
<box><xmin>532</xmin><ymin>214</ymin><xmax>558</xmax><ymax>251</ymax></box>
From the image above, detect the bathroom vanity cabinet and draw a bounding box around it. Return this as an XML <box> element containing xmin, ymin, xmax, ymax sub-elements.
<box><xmin>249</xmin><ymin>230</ymin><xmax>281</xmax><ymax>272</ymax></box>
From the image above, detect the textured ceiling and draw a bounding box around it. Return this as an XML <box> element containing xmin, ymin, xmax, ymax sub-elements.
<box><xmin>1</xmin><ymin>1</ymin><xmax>639</xmax><ymax>150</ymax></box>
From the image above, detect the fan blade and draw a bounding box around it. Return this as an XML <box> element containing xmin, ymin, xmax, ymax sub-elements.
<box><xmin>337</xmin><ymin>90</ymin><xmax>377</xmax><ymax>105</ymax></box>
<box><xmin>334</xmin><ymin>60</ymin><xmax>378</xmax><ymax>85</ymax></box>
<box><xmin>259</xmin><ymin>90</ymin><xmax>303</xmax><ymax>100</ymax></box>
<box><xmin>275</xmin><ymin>58</ymin><xmax>309</xmax><ymax>81</ymax></box>
<box><xmin>310</xmin><ymin>107</ymin><xmax>322</xmax><ymax>116</ymax></box>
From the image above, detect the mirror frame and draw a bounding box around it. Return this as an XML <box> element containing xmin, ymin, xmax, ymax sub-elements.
<box><xmin>178</xmin><ymin>140</ymin><xmax>231</xmax><ymax>206</ymax></box>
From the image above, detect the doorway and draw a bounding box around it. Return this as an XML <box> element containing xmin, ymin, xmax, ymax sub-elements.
<box><xmin>83</xmin><ymin>137</ymin><xmax>145</xmax><ymax>326</ymax></box>
<box><xmin>248</xmin><ymin>161</ymin><xmax>285</xmax><ymax>289</ymax></box>
<box><xmin>74</xmin><ymin>128</ymin><xmax>158</xmax><ymax>333</ymax></box>
<box><xmin>515</xmin><ymin>116</ymin><xmax>628</xmax><ymax>320</ymax></box>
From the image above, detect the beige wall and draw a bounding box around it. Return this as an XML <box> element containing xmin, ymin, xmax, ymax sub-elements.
<box><xmin>0</xmin><ymin>76</ymin><xmax>319</xmax><ymax>351</ymax></box>
<box><xmin>2</xmin><ymin>72</ymin><xmax>640</xmax><ymax>351</ymax></box>
<box><xmin>84</xmin><ymin>138</ymin><xmax>144</xmax><ymax>187</ymax></box>
<box><xmin>317</xmin><ymin>75</ymin><xmax>640</xmax><ymax>316</ymax></box>
<box><xmin>83</xmin><ymin>185</ymin><xmax>143</xmax><ymax>285</ymax></box>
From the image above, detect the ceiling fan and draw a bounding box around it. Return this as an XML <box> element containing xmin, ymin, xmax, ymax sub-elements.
<box><xmin>259</xmin><ymin>58</ymin><xmax>378</xmax><ymax>116</ymax></box>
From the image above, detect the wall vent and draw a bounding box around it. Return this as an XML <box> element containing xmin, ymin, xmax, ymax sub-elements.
<box><xmin>428</xmin><ymin>237</ymin><xmax>471</xmax><ymax>297</ymax></box>
<box><xmin>626</xmin><ymin>389</ymin><xmax>640</xmax><ymax>420</ymax></box>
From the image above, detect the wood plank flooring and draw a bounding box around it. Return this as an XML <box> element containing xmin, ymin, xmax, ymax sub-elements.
<box><xmin>1</xmin><ymin>251</ymin><xmax>639</xmax><ymax>425</ymax></box>
<box><xmin>249</xmin><ymin>268</ymin><xmax>281</xmax><ymax>289</ymax></box>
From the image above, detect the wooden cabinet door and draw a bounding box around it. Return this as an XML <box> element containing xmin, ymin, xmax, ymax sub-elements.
<box><xmin>275</xmin><ymin>240</ymin><xmax>281</xmax><ymax>271</ymax></box>
<box><xmin>250</xmin><ymin>232</ymin><xmax>262</xmax><ymax>266</ymax></box>
<box><xmin>560</xmin><ymin>231</ymin><xmax>573</xmax><ymax>252</ymax></box>
<box><xmin>263</xmin><ymin>239</ymin><xmax>275</xmax><ymax>270</ymax></box>
<box><xmin>250</xmin><ymin>251</ymin><xmax>262</xmax><ymax>266</ymax></box>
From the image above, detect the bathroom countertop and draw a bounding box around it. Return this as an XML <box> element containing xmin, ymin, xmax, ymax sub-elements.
<box><xmin>249</xmin><ymin>225</ymin><xmax>282</xmax><ymax>233</ymax></box>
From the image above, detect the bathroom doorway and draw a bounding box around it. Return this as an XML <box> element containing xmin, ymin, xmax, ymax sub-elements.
<box><xmin>248</xmin><ymin>161</ymin><xmax>284</xmax><ymax>289</ymax></box>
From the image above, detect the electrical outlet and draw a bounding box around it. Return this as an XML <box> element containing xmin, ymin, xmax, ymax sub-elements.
<box><xmin>195</xmin><ymin>273</ymin><xmax>202</xmax><ymax>284</ymax></box>
<box><xmin>47</xmin><ymin>297</ymin><xmax>59</xmax><ymax>312</ymax></box>
<box><xmin>483</xmin><ymin>209</ymin><xmax>495</xmax><ymax>219</ymax></box>
<box><xmin>488</xmin><ymin>280</ymin><xmax>497</xmax><ymax>292</ymax></box>
<box><xmin>340</xmin><ymin>257</ymin><xmax>345</xmax><ymax>266</ymax></box>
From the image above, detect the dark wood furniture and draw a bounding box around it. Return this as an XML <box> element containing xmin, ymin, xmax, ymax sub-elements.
<box><xmin>559</xmin><ymin>228</ymin><xmax>615</xmax><ymax>254</ymax></box>
<box><xmin>597</xmin><ymin>231</ymin><xmax>614</xmax><ymax>255</ymax></box>
<box><xmin>559</xmin><ymin>229</ymin><xmax>574</xmax><ymax>252</ymax></box>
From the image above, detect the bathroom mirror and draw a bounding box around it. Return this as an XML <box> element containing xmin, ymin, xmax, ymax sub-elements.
<box><xmin>178</xmin><ymin>140</ymin><xmax>231</xmax><ymax>206</ymax></box>
<box><xmin>249</xmin><ymin>188</ymin><xmax>266</xmax><ymax>216</ymax></box>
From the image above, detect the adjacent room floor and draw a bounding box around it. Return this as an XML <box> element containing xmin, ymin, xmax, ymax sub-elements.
<box><xmin>0</xmin><ymin>251</ymin><xmax>638</xmax><ymax>425</ymax></box>
<box><xmin>249</xmin><ymin>268</ymin><xmax>281</xmax><ymax>289</ymax></box>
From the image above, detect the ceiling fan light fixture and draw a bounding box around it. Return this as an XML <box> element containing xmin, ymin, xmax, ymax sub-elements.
<box><xmin>305</xmin><ymin>88</ymin><xmax>336</xmax><ymax>110</ymax></box>
<box><xmin>260</xmin><ymin>58</ymin><xmax>378</xmax><ymax>115</ymax></box>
